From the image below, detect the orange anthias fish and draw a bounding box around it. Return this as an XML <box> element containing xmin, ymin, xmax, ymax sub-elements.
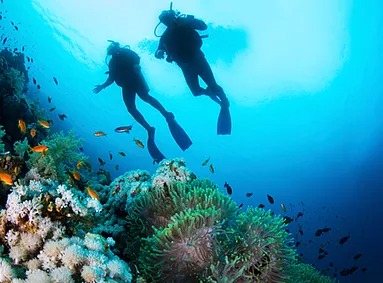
<box><xmin>76</xmin><ymin>161</ymin><xmax>83</xmax><ymax>170</ymax></box>
<box><xmin>86</xmin><ymin>186</ymin><xmax>100</xmax><ymax>200</ymax></box>
<box><xmin>30</xmin><ymin>128</ymin><xmax>37</xmax><ymax>138</ymax></box>
<box><xmin>31</xmin><ymin>145</ymin><xmax>49</xmax><ymax>156</ymax></box>
<box><xmin>72</xmin><ymin>171</ymin><xmax>81</xmax><ymax>181</ymax></box>
<box><xmin>94</xmin><ymin>131</ymin><xmax>107</xmax><ymax>137</ymax></box>
<box><xmin>18</xmin><ymin>119</ymin><xmax>26</xmax><ymax>134</ymax></box>
<box><xmin>133</xmin><ymin>138</ymin><xmax>144</xmax><ymax>148</ymax></box>
<box><xmin>38</xmin><ymin>120</ymin><xmax>50</xmax><ymax>129</ymax></box>
<box><xmin>0</xmin><ymin>172</ymin><xmax>13</xmax><ymax>186</ymax></box>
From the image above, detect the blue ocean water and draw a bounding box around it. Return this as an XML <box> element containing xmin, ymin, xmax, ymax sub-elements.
<box><xmin>1</xmin><ymin>0</ymin><xmax>382</xmax><ymax>282</ymax></box>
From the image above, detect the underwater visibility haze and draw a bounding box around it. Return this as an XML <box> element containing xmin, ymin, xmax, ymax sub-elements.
<box><xmin>0</xmin><ymin>0</ymin><xmax>382</xmax><ymax>282</ymax></box>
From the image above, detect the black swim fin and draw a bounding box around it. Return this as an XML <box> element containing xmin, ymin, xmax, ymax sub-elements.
<box><xmin>167</xmin><ymin>117</ymin><xmax>192</xmax><ymax>151</ymax></box>
<box><xmin>217</xmin><ymin>106</ymin><xmax>232</xmax><ymax>135</ymax></box>
<box><xmin>147</xmin><ymin>127</ymin><xmax>166</xmax><ymax>163</ymax></box>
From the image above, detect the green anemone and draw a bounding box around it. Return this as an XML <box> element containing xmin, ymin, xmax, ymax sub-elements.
<box><xmin>211</xmin><ymin>207</ymin><xmax>297</xmax><ymax>282</ymax></box>
<box><xmin>139</xmin><ymin>207</ymin><xmax>222</xmax><ymax>282</ymax></box>
<box><xmin>286</xmin><ymin>262</ymin><xmax>337</xmax><ymax>283</ymax></box>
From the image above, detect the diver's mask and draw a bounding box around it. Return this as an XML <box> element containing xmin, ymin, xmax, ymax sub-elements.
<box><xmin>107</xmin><ymin>40</ymin><xmax>120</xmax><ymax>56</ymax></box>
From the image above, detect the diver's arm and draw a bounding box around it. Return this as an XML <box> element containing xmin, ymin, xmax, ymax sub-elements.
<box><xmin>93</xmin><ymin>75</ymin><xmax>114</xmax><ymax>93</ymax></box>
<box><xmin>155</xmin><ymin>37</ymin><xmax>166</xmax><ymax>59</ymax></box>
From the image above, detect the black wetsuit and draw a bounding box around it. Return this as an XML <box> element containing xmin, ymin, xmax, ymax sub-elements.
<box><xmin>106</xmin><ymin>48</ymin><xmax>170</xmax><ymax>132</ymax></box>
<box><xmin>108</xmin><ymin>48</ymin><xmax>148</xmax><ymax>93</ymax></box>
<box><xmin>157</xmin><ymin>17</ymin><xmax>227</xmax><ymax>102</ymax></box>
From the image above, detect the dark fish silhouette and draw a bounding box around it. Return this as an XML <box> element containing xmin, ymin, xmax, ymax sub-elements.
<box><xmin>322</xmin><ymin>227</ymin><xmax>331</xmax><ymax>233</ymax></box>
<box><xmin>58</xmin><ymin>114</ymin><xmax>67</xmax><ymax>121</ymax></box>
<box><xmin>283</xmin><ymin>216</ymin><xmax>294</xmax><ymax>224</ymax></box>
<box><xmin>109</xmin><ymin>152</ymin><xmax>113</xmax><ymax>160</ymax></box>
<box><xmin>32</xmin><ymin>78</ymin><xmax>36</xmax><ymax>84</ymax></box>
<box><xmin>340</xmin><ymin>266</ymin><xmax>358</xmax><ymax>276</ymax></box>
<box><xmin>315</xmin><ymin>227</ymin><xmax>332</xmax><ymax>236</ymax></box>
<box><xmin>246</xmin><ymin>192</ymin><xmax>253</xmax><ymax>198</ymax></box>
<box><xmin>48</xmin><ymin>96</ymin><xmax>52</xmax><ymax>103</ymax></box>
<box><xmin>258</xmin><ymin>203</ymin><xmax>265</xmax><ymax>208</ymax></box>
<box><xmin>37</xmin><ymin>84</ymin><xmax>41</xmax><ymax>90</ymax></box>
<box><xmin>224</xmin><ymin>182</ymin><xmax>232</xmax><ymax>195</ymax></box>
<box><xmin>53</xmin><ymin>77</ymin><xmax>58</xmax><ymax>85</ymax></box>
<box><xmin>267</xmin><ymin>194</ymin><xmax>274</xmax><ymax>204</ymax></box>
<box><xmin>296</xmin><ymin>212</ymin><xmax>304</xmax><ymax>218</ymax></box>
<box><xmin>318</xmin><ymin>254</ymin><xmax>326</xmax><ymax>260</ymax></box>
<box><xmin>98</xmin><ymin>157</ymin><xmax>106</xmax><ymax>166</ymax></box>
<box><xmin>118</xmin><ymin>151</ymin><xmax>126</xmax><ymax>157</ymax></box>
<box><xmin>201</xmin><ymin>157</ymin><xmax>210</xmax><ymax>166</ymax></box>
<box><xmin>49</xmin><ymin>107</ymin><xmax>56</xmax><ymax>112</ymax></box>
<box><xmin>339</xmin><ymin>235</ymin><xmax>350</xmax><ymax>245</ymax></box>
<box><xmin>2</xmin><ymin>37</ymin><xmax>7</xmax><ymax>44</ymax></box>
<box><xmin>353</xmin><ymin>254</ymin><xmax>362</xmax><ymax>260</ymax></box>
<box><xmin>238</xmin><ymin>203</ymin><xmax>243</xmax><ymax>209</ymax></box>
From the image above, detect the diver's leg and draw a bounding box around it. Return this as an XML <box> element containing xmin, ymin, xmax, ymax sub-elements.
<box><xmin>179</xmin><ymin>63</ymin><xmax>206</xmax><ymax>97</ymax></box>
<box><xmin>134</xmin><ymin>65</ymin><xmax>174</xmax><ymax>120</ymax></box>
<box><xmin>122</xmin><ymin>88</ymin><xmax>152</xmax><ymax>132</ymax></box>
<box><xmin>137</xmin><ymin>91</ymin><xmax>174</xmax><ymax>121</ymax></box>
<box><xmin>198</xmin><ymin>55</ymin><xmax>229</xmax><ymax>106</ymax></box>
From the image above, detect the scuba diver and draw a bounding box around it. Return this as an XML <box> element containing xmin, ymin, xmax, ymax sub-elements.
<box><xmin>154</xmin><ymin>5</ymin><xmax>232</xmax><ymax>135</ymax></box>
<box><xmin>93</xmin><ymin>41</ymin><xmax>192</xmax><ymax>162</ymax></box>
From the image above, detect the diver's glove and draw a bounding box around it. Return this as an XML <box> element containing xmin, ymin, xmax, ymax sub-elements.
<box><xmin>93</xmin><ymin>84</ymin><xmax>104</xmax><ymax>94</ymax></box>
<box><xmin>155</xmin><ymin>49</ymin><xmax>165</xmax><ymax>59</ymax></box>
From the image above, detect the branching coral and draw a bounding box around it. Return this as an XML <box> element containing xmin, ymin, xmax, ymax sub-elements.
<box><xmin>152</xmin><ymin>158</ymin><xmax>195</xmax><ymax>188</ymax></box>
<box><xmin>0</xmin><ymin>178</ymin><xmax>130</xmax><ymax>282</ymax></box>
<box><xmin>0</xmin><ymin>67</ymin><xmax>25</xmax><ymax>100</ymax></box>
<box><xmin>26</xmin><ymin>130</ymin><xmax>88</xmax><ymax>183</ymax></box>
<box><xmin>13</xmin><ymin>137</ymin><xmax>29</xmax><ymax>159</ymax></box>
<box><xmin>0</xmin><ymin>125</ymin><xmax>5</xmax><ymax>153</ymax></box>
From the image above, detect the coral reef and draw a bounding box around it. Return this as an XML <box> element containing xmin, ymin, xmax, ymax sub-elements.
<box><xmin>0</xmin><ymin>48</ymin><xmax>48</xmax><ymax>153</ymax></box>
<box><xmin>151</xmin><ymin>158</ymin><xmax>195</xmax><ymax>188</ymax></box>
<box><xmin>126</xmin><ymin>178</ymin><xmax>238</xmax><ymax>282</ymax></box>
<box><xmin>0</xmin><ymin>137</ymin><xmax>336</xmax><ymax>283</ymax></box>
<box><xmin>0</xmin><ymin>125</ymin><xmax>5</xmax><ymax>153</ymax></box>
<box><xmin>286</xmin><ymin>262</ymin><xmax>337</xmax><ymax>283</ymax></box>
<box><xmin>206</xmin><ymin>207</ymin><xmax>296</xmax><ymax>282</ymax></box>
<box><xmin>26</xmin><ymin>130</ymin><xmax>88</xmax><ymax>184</ymax></box>
<box><xmin>0</xmin><ymin>179</ymin><xmax>130</xmax><ymax>282</ymax></box>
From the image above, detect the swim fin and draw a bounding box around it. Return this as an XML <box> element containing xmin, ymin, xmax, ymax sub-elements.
<box><xmin>217</xmin><ymin>106</ymin><xmax>232</xmax><ymax>135</ymax></box>
<box><xmin>147</xmin><ymin>127</ymin><xmax>166</xmax><ymax>163</ymax></box>
<box><xmin>167</xmin><ymin>117</ymin><xmax>193</xmax><ymax>151</ymax></box>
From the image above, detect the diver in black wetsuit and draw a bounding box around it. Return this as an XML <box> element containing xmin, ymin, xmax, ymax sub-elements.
<box><xmin>93</xmin><ymin>41</ymin><xmax>192</xmax><ymax>162</ymax></box>
<box><xmin>155</xmin><ymin>9</ymin><xmax>231</xmax><ymax>135</ymax></box>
